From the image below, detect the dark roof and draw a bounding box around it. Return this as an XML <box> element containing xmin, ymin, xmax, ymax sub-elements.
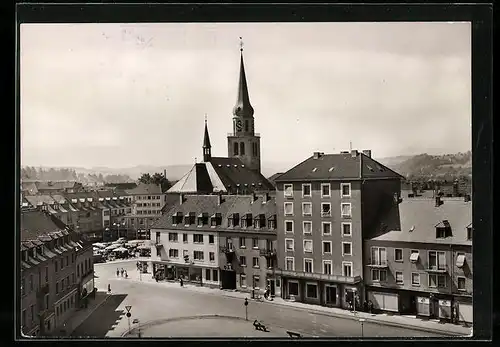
<box><xmin>210</xmin><ymin>157</ymin><xmax>274</xmax><ymax>191</ymax></box>
<box><xmin>168</xmin><ymin>158</ymin><xmax>273</xmax><ymax>194</ymax></box>
<box><xmin>104</xmin><ymin>182</ymin><xmax>138</xmax><ymax>190</ymax></box>
<box><xmin>370</xmin><ymin>198</ymin><xmax>472</xmax><ymax>246</ymax></box>
<box><xmin>161</xmin><ymin>193</ymin><xmax>182</xmax><ymax>213</ymax></box>
<box><xmin>20</xmin><ymin>210</ymin><xmax>69</xmax><ymax>242</ymax></box>
<box><xmin>203</xmin><ymin>120</ymin><xmax>211</xmax><ymax>148</ymax></box>
<box><xmin>152</xmin><ymin>194</ymin><xmax>276</xmax><ymax>232</ymax></box>
<box><xmin>267</xmin><ymin>172</ymin><xmax>284</xmax><ymax>187</ymax></box>
<box><xmin>126</xmin><ymin>183</ymin><xmax>162</xmax><ymax>195</ymax></box>
<box><xmin>276</xmin><ymin>151</ymin><xmax>404</xmax><ymax>182</ymax></box>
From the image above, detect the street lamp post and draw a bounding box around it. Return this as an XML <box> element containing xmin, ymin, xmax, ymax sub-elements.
<box><xmin>105</xmin><ymin>227</ymin><xmax>109</xmax><ymax>242</ymax></box>
<box><xmin>359</xmin><ymin>318</ymin><xmax>365</xmax><ymax>337</ymax></box>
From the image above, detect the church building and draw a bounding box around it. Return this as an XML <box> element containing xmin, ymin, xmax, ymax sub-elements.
<box><xmin>168</xmin><ymin>43</ymin><xmax>274</xmax><ymax>195</ymax></box>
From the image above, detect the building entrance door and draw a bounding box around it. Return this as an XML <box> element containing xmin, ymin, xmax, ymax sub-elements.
<box><xmin>325</xmin><ymin>285</ymin><xmax>337</xmax><ymax>306</ymax></box>
<box><xmin>220</xmin><ymin>270</ymin><xmax>236</xmax><ymax>290</ymax></box>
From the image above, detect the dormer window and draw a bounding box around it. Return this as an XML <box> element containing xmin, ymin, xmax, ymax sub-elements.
<box><xmin>198</xmin><ymin>213</ymin><xmax>209</xmax><ymax>226</ymax></box>
<box><xmin>172</xmin><ymin>212</ymin><xmax>183</xmax><ymax>225</ymax></box>
<box><xmin>241</xmin><ymin>214</ymin><xmax>252</xmax><ymax>228</ymax></box>
<box><xmin>23</xmin><ymin>250</ymin><xmax>28</xmax><ymax>262</ymax></box>
<box><xmin>211</xmin><ymin>213</ymin><xmax>222</xmax><ymax>227</ymax></box>
<box><xmin>184</xmin><ymin>212</ymin><xmax>195</xmax><ymax>225</ymax></box>
<box><xmin>228</xmin><ymin>213</ymin><xmax>239</xmax><ymax>228</ymax></box>
<box><xmin>436</xmin><ymin>220</ymin><xmax>452</xmax><ymax>238</ymax></box>
<box><xmin>267</xmin><ymin>215</ymin><xmax>276</xmax><ymax>230</ymax></box>
<box><xmin>254</xmin><ymin>214</ymin><xmax>266</xmax><ymax>229</ymax></box>
<box><xmin>467</xmin><ymin>225</ymin><xmax>472</xmax><ymax>240</ymax></box>
<box><xmin>28</xmin><ymin>248</ymin><xmax>34</xmax><ymax>258</ymax></box>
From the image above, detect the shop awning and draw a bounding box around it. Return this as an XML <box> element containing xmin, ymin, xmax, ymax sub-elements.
<box><xmin>410</xmin><ymin>252</ymin><xmax>419</xmax><ymax>262</ymax></box>
<box><xmin>456</xmin><ymin>254</ymin><xmax>466</xmax><ymax>268</ymax></box>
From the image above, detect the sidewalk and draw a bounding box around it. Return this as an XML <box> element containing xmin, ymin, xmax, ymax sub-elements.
<box><xmin>63</xmin><ymin>291</ymin><xmax>111</xmax><ymax>336</ymax></box>
<box><xmin>125</xmin><ymin>272</ymin><xmax>471</xmax><ymax>337</ymax></box>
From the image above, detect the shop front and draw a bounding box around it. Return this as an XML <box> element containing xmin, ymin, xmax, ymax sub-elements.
<box><xmin>79</xmin><ymin>275</ymin><xmax>95</xmax><ymax>309</ymax></box>
<box><xmin>454</xmin><ymin>296</ymin><xmax>472</xmax><ymax>324</ymax></box>
<box><xmin>276</xmin><ymin>269</ymin><xmax>362</xmax><ymax>309</ymax></box>
<box><xmin>366</xmin><ymin>290</ymin><xmax>399</xmax><ymax>313</ymax></box>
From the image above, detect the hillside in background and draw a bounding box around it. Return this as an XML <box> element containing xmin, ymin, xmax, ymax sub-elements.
<box><xmin>22</xmin><ymin>151</ymin><xmax>472</xmax><ymax>185</ymax></box>
<box><xmin>378</xmin><ymin>151</ymin><xmax>472</xmax><ymax>180</ymax></box>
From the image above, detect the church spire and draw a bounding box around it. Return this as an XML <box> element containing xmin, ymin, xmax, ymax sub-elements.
<box><xmin>232</xmin><ymin>37</ymin><xmax>254</xmax><ymax>118</ymax></box>
<box><xmin>202</xmin><ymin>115</ymin><xmax>212</xmax><ymax>162</ymax></box>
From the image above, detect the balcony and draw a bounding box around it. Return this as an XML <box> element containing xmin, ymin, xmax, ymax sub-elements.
<box><xmin>425</xmin><ymin>265</ymin><xmax>448</xmax><ymax>273</ymax></box>
<box><xmin>367</xmin><ymin>261</ymin><xmax>388</xmax><ymax>268</ymax></box>
<box><xmin>259</xmin><ymin>248</ymin><xmax>277</xmax><ymax>257</ymax></box>
<box><xmin>268</xmin><ymin>269</ymin><xmax>362</xmax><ymax>284</ymax></box>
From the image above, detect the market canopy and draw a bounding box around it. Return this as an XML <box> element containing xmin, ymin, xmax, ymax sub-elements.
<box><xmin>113</xmin><ymin>247</ymin><xmax>128</xmax><ymax>252</ymax></box>
<box><xmin>105</xmin><ymin>244</ymin><xmax>120</xmax><ymax>250</ymax></box>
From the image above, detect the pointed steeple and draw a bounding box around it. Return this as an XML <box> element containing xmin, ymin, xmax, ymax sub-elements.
<box><xmin>232</xmin><ymin>37</ymin><xmax>254</xmax><ymax>118</ymax></box>
<box><xmin>202</xmin><ymin>115</ymin><xmax>212</xmax><ymax>162</ymax></box>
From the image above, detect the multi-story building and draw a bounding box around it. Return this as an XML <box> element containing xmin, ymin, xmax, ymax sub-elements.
<box><xmin>149</xmin><ymin>193</ymin><xmax>277</xmax><ymax>292</ymax></box>
<box><xmin>126</xmin><ymin>183</ymin><xmax>165</xmax><ymax>237</ymax></box>
<box><xmin>274</xmin><ymin>150</ymin><xmax>404</xmax><ymax>309</ymax></box>
<box><xmin>363</xmin><ymin>196</ymin><xmax>472</xmax><ymax>323</ymax></box>
<box><xmin>34</xmin><ymin>181</ymin><xmax>84</xmax><ymax>195</ymax></box>
<box><xmin>20</xmin><ymin>208</ymin><xmax>94</xmax><ymax>337</ymax></box>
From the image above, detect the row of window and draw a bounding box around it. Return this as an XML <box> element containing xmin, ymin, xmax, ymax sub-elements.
<box><xmin>238</xmin><ymin>256</ymin><xmax>262</xmax><ymax>268</ymax></box>
<box><xmin>135</xmin><ymin>195</ymin><xmax>162</xmax><ymax>200</ymax></box>
<box><xmin>370</xmin><ymin>247</ymin><xmax>466</xmax><ymax>269</ymax></box>
<box><xmin>55</xmin><ymin>253</ymin><xmax>76</xmax><ymax>272</ymax></box>
<box><xmin>55</xmin><ymin>273</ymin><xmax>75</xmax><ymax>295</ymax></box>
<box><xmin>285</xmin><ymin>239</ymin><xmax>353</xmax><ymax>256</ymax></box>
<box><xmin>284</xmin><ymin>183</ymin><xmax>352</xmax><ymax>198</ymax></box>
<box><xmin>288</xmin><ymin>281</ymin><xmax>319</xmax><ymax>299</ymax></box>
<box><xmin>284</xmin><ymin>220</ymin><xmax>352</xmax><ymax>235</ymax></box>
<box><xmin>284</xmin><ymin>202</ymin><xmax>352</xmax><ymax>218</ymax></box>
<box><xmin>172</xmin><ymin>214</ymin><xmax>277</xmax><ymax>230</ymax></box>
<box><xmin>370</xmin><ymin>270</ymin><xmax>467</xmax><ymax>290</ymax></box>
<box><xmin>136</xmin><ymin>210</ymin><xmax>162</xmax><ymax>215</ymax></box>
<box><xmin>56</xmin><ymin>293</ymin><xmax>77</xmax><ymax>318</ymax></box>
<box><xmin>168</xmin><ymin>249</ymin><xmax>216</xmax><ymax>262</ymax></box>
<box><xmin>165</xmin><ymin>233</ymin><xmax>216</xmax><ymax>244</ymax></box>
<box><xmin>136</xmin><ymin>202</ymin><xmax>162</xmax><ymax>207</ymax></box>
<box><xmin>284</xmin><ymin>257</ymin><xmax>354</xmax><ymax>277</ymax></box>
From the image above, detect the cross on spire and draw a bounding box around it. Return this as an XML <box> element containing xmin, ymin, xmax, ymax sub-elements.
<box><xmin>239</xmin><ymin>37</ymin><xmax>244</xmax><ymax>52</ymax></box>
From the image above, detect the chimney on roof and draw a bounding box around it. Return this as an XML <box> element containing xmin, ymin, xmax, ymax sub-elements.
<box><xmin>362</xmin><ymin>150</ymin><xmax>372</xmax><ymax>158</ymax></box>
<box><xmin>218</xmin><ymin>192</ymin><xmax>224</xmax><ymax>206</ymax></box>
<box><xmin>164</xmin><ymin>169</ymin><xmax>167</xmax><ymax>178</ymax></box>
<box><xmin>179</xmin><ymin>194</ymin><xmax>184</xmax><ymax>205</ymax></box>
<box><xmin>351</xmin><ymin>150</ymin><xmax>358</xmax><ymax>158</ymax></box>
<box><xmin>313</xmin><ymin>152</ymin><xmax>323</xmax><ymax>159</ymax></box>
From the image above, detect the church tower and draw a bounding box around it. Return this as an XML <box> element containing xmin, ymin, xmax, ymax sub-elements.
<box><xmin>202</xmin><ymin>116</ymin><xmax>212</xmax><ymax>162</ymax></box>
<box><xmin>227</xmin><ymin>39</ymin><xmax>261</xmax><ymax>173</ymax></box>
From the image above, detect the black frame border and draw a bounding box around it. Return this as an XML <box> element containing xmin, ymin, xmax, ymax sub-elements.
<box><xmin>12</xmin><ymin>2</ymin><xmax>493</xmax><ymax>344</ymax></box>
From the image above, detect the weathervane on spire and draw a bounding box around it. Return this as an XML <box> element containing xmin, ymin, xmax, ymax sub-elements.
<box><xmin>205</xmin><ymin>113</ymin><xmax>207</xmax><ymax>124</ymax></box>
<box><xmin>239</xmin><ymin>37</ymin><xmax>244</xmax><ymax>52</ymax></box>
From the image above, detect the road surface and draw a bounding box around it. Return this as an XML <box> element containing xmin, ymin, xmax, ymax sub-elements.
<box><xmin>72</xmin><ymin>261</ymin><xmax>445</xmax><ymax>338</ymax></box>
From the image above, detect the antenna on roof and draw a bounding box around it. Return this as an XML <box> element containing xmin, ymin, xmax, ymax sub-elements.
<box><xmin>349</xmin><ymin>141</ymin><xmax>352</xmax><ymax>151</ymax></box>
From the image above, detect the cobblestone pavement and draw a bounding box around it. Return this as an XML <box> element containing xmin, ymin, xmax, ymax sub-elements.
<box><xmin>69</xmin><ymin>261</ymin><xmax>466</xmax><ymax>338</ymax></box>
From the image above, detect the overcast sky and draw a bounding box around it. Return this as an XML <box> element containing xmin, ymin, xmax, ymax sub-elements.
<box><xmin>20</xmin><ymin>22</ymin><xmax>471</xmax><ymax>169</ymax></box>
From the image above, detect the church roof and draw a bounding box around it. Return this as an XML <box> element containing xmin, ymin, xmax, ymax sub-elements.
<box><xmin>232</xmin><ymin>50</ymin><xmax>254</xmax><ymax>118</ymax></box>
<box><xmin>167</xmin><ymin>157</ymin><xmax>273</xmax><ymax>194</ymax></box>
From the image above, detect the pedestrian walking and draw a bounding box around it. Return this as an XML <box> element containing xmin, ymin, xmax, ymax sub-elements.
<box><xmin>120</xmin><ymin>268</ymin><xmax>124</xmax><ymax>277</ymax></box>
<box><xmin>368</xmin><ymin>300</ymin><xmax>373</xmax><ymax>314</ymax></box>
<box><xmin>125</xmin><ymin>270</ymin><xmax>128</xmax><ymax>279</ymax></box>
<box><xmin>108</xmin><ymin>284</ymin><xmax>111</xmax><ymax>293</ymax></box>
<box><xmin>179</xmin><ymin>277</ymin><xmax>184</xmax><ymax>287</ymax></box>
<box><xmin>116</xmin><ymin>268</ymin><xmax>119</xmax><ymax>277</ymax></box>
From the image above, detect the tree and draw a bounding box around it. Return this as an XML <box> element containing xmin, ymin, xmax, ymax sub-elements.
<box><xmin>138</xmin><ymin>172</ymin><xmax>171</xmax><ymax>192</ymax></box>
